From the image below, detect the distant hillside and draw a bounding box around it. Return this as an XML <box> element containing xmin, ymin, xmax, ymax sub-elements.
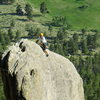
<box><xmin>0</xmin><ymin>0</ymin><xmax>50</xmax><ymax>37</ymax></box>
<box><xmin>0</xmin><ymin>0</ymin><xmax>100</xmax><ymax>100</ymax></box>
<box><xmin>26</xmin><ymin>0</ymin><xmax>100</xmax><ymax>30</ymax></box>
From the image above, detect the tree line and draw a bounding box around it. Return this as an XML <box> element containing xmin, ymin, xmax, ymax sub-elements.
<box><xmin>49</xmin><ymin>29</ymin><xmax>100</xmax><ymax>100</ymax></box>
<box><xmin>16</xmin><ymin>2</ymin><xmax>49</xmax><ymax>21</ymax></box>
<box><xmin>0</xmin><ymin>21</ymin><xmax>21</xmax><ymax>53</ymax></box>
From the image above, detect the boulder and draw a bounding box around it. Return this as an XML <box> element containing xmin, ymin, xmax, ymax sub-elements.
<box><xmin>0</xmin><ymin>39</ymin><xmax>85</xmax><ymax>100</ymax></box>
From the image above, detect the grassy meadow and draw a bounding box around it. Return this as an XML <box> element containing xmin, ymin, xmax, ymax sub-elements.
<box><xmin>26</xmin><ymin>0</ymin><xmax>100</xmax><ymax>30</ymax></box>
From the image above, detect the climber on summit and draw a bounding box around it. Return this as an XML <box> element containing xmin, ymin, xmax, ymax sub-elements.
<box><xmin>36</xmin><ymin>33</ymin><xmax>49</xmax><ymax>57</ymax></box>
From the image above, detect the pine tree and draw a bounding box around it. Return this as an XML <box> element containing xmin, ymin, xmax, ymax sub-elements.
<box><xmin>27</xmin><ymin>11</ymin><xmax>33</xmax><ymax>21</ymax></box>
<box><xmin>73</xmin><ymin>41</ymin><xmax>78</xmax><ymax>54</ymax></box>
<box><xmin>10</xmin><ymin>20</ymin><xmax>15</xmax><ymax>28</ymax></box>
<box><xmin>34</xmin><ymin>28</ymin><xmax>41</xmax><ymax>36</ymax></box>
<box><xmin>86</xmin><ymin>56</ymin><xmax>93</xmax><ymax>76</ymax></box>
<box><xmin>57</xmin><ymin>27</ymin><xmax>67</xmax><ymax>40</ymax></box>
<box><xmin>0</xmin><ymin>44</ymin><xmax>3</xmax><ymax>52</ymax></box>
<box><xmin>10</xmin><ymin>0</ymin><xmax>15</xmax><ymax>3</ymax></box>
<box><xmin>57</xmin><ymin>43</ymin><xmax>64</xmax><ymax>56</ymax></box>
<box><xmin>28</xmin><ymin>27</ymin><xmax>34</xmax><ymax>37</ymax></box>
<box><xmin>25</xmin><ymin>3</ymin><xmax>33</xmax><ymax>15</ymax></box>
<box><xmin>81</xmin><ymin>39</ymin><xmax>88</xmax><ymax>54</ymax></box>
<box><xmin>16</xmin><ymin>5</ymin><xmax>22</xmax><ymax>15</ymax></box>
<box><xmin>62</xmin><ymin>16</ymin><xmax>67</xmax><ymax>26</ymax></box>
<box><xmin>25</xmin><ymin>4</ymin><xmax>33</xmax><ymax>21</ymax></box>
<box><xmin>49</xmin><ymin>44</ymin><xmax>54</xmax><ymax>51</ymax></box>
<box><xmin>57</xmin><ymin>28</ymin><xmax>64</xmax><ymax>40</ymax></box>
<box><xmin>15</xmin><ymin>30</ymin><xmax>21</xmax><ymax>40</ymax></box>
<box><xmin>8</xmin><ymin>28</ymin><xmax>14</xmax><ymax>40</ymax></box>
<box><xmin>81</xmin><ymin>28</ymin><xmax>86</xmax><ymax>35</ymax></box>
<box><xmin>63</xmin><ymin>40</ymin><xmax>68</xmax><ymax>56</ymax></box>
<box><xmin>68</xmin><ymin>39</ymin><xmax>78</xmax><ymax>55</ymax></box>
<box><xmin>40</xmin><ymin>2</ymin><xmax>48</xmax><ymax>15</ymax></box>
<box><xmin>92</xmin><ymin>32</ymin><xmax>98</xmax><ymax>49</ymax></box>
<box><xmin>48</xmin><ymin>25</ymin><xmax>52</xmax><ymax>34</ymax></box>
<box><xmin>0</xmin><ymin>34</ymin><xmax>6</xmax><ymax>50</ymax></box>
<box><xmin>73</xmin><ymin>33</ymin><xmax>79</xmax><ymax>42</ymax></box>
<box><xmin>52</xmin><ymin>16</ymin><xmax>68</xmax><ymax>27</ymax></box>
<box><xmin>87</xmin><ymin>34</ymin><xmax>93</xmax><ymax>49</ymax></box>
<box><xmin>4</xmin><ymin>34</ymin><xmax>10</xmax><ymax>45</ymax></box>
<box><xmin>0</xmin><ymin>34</ymin><xmax>5</xmax><ymax>46</ymax></box>
<box><xmin>93</xmin><ymin>53</ymin><xmax>100</xmax><ymax>73</ymax></box>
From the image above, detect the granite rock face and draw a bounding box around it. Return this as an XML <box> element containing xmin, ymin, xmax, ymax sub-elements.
<box><xmin>0</xmin><ymin>39</ymin><xmax>85</xmax><ymax>100</ymax></box>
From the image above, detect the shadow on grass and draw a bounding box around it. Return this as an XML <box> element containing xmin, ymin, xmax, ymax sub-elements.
<box><xmin>0</xmin><ymin>3</ymin><xmax>12</xmax><ymax>5</ymax></box>
<box><xmin>32</xmin><ymin>14</ymin><xmax>42</xmax><ymax>17</ymax></box>
<box><xmin>46</xmin><ymin>36</ymin><xmax>56</xmax><ymax>40</ymax></box>
<box><xmin>17</xmin><ymin>18</ymin><xmax>28</xmax><ymax>22</ymax></box>
<box><xmin>21</xmin><ymin>36</ymin><xmax>56</xmax><ymax>40</ymax></box>
<box><xmin>21</xmin><ymin>36</ymin><xmax>34</xmax><ymax>39</ymax></box>
<box><xmin>42</xmin><ymin>21</ymin><xmax>51</xmax><ymax>27</ymax></box>
<box><xmin>0</xmin><ymin>13</ymin><xmax>17</xmax><ymax>16</ymax></box>
<box><xmin>0</xmin><ymin>26</ymin><xmax>10</xmax><ymax>29</ymax></box>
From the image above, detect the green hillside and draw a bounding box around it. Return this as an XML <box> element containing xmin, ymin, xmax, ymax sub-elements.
<box><xmin>26</xmin><ymin>0</ymin><xmax>100</xmax><ymax>30</ymax></box>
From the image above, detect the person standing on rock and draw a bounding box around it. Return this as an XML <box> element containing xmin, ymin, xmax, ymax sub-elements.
<box><xmin>36</xmin><ymin>33</ymin><xmax>49</xmax><ymax>57</ymax></box>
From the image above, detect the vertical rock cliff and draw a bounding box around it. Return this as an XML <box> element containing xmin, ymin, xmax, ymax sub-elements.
<box><xmin>0</xmin><ymin>39</ymin><xmax>85</xmax><ymax>100</ymax></box>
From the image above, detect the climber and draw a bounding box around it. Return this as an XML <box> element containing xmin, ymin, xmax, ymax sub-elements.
<box><xmin>36</xmin><ymin>33</ymin><xmax>49</xmax><ymax>57</ymax></box>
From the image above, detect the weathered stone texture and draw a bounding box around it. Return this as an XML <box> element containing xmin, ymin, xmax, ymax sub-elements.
<box><xmin>0</xmin><ymin>39</ymin><xmax>85</xmax><ymax>100</ymax></box>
